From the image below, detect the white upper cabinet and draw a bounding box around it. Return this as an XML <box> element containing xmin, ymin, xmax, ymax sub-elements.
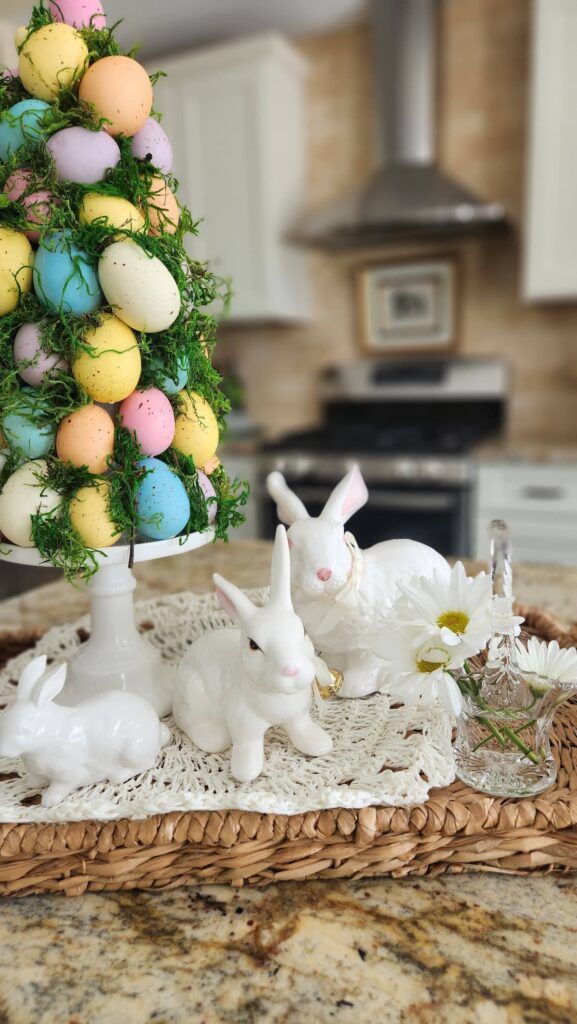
<box><xmin>151</xmin><ymin>35</ymin><xmax>310</xmax><ymax>322</ymax></box>
<box><xmin>524</xmin><ymin>0</ymin><xmax>577</xmax><ymax>301</ymax></box>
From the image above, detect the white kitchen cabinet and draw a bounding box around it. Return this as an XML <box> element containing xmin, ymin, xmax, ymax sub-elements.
<box><xmin>524</xmin><ymin>0</ymin><xmax>577</xmax><ymax>300</ymax></box>
<box><xmin>150</xmin><ymin>35</ymin><xmax>310</xmax><ymax>322</ymax></box>
<box><xmin>474</xmin><ymin>461</ymin><xmax>577</xmax><ymax>565</ymax></box>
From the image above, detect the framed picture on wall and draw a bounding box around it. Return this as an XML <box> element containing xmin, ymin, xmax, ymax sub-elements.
<box><xmin>357</xmin><ymin>258</ymin><xmax>457</xmax><ymax>354</ymax></box>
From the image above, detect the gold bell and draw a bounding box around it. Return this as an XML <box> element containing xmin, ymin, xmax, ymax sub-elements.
<box><xmin>315</xmin><ymin>668</ymin><xmax>344</xmax><ymax>700</ymax></box>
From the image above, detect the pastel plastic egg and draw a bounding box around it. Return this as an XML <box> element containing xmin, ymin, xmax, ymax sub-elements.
<box><xmin>13</xmin><ymin>322</ymin><xmax>68</xmax><ymax>386</ymax></box>
<box><xmin>0</xmin><ymin>99</ymin><xmax>50</xmax><ymax>160</ymax></box>
<box><xmin>56</xmin><ymin>404</ymin><xmax>115</xmax><ymax>474</ymax></box>
<box><xmin>47</xmin><ymin>126</ymin><xmax>121</xmax><ymax>185</ymax></box>
<box><xmin>146</xmin><ymin>175</ymin><xmax>179</xmax><ymax>236</ymax></box>
<box><xmin>197</xmin><ymin>470</ymin><xmax>218</xmax><ymax>524</ymax></box>
<box><xmin>34</xmin><ymin>229</ymin><xmax>102</xmax><ymax>315</ymax></box>
<box><xmin>17</xmin><ymin>23</ymin><xmax>88</xmax><ymax>101</ymax></box>
<box><xmin>48</xmin><ymin>0</ymin><xmax>106</xmax><ymax>29</ymax></box>
<box><xmin>0</xmin><ymin>459</ymin><xmax>60</xmax><ymax>547</ymax></box>
<box><xmin>119</xmin><ymin>388</ymin><xmax>175</xmax><ymax>457</ymax></box>
<box><xmin>131</xmin><ymin>117</ymin><xmax>173</xmax><ymax>175</ymax></box>
<box><xmin>3</xmin><ymin>168</ymin><xmax>33</xmax><ymax>202</ymax></box>
<box><xmin>2</xmin><ymin>390</ymin><xmax>56</xmax><ymax>458</ymax></box>
<box><xmin>79</xmin><ymin>193</ymin><xmax>145</xmax><ymax>237</ymax></box>
<box><xmin>79</xmin><ymin>56</ymin><xmax>153</xmax><ymax>138</ymax></box>
<box><xmin>98</xmin><ymin>240</ymin><xmax>181</xmax><ymax>333</ymax></box>
<box><xmin>69</xmin><ymin>480</ymin><xmax>119</xmax><ymax>548</ymax></box>
<box><xmin>3</xmin><ymin>170</ymin><xmax>57</xmax><ymax>242</ymax></box>
<box><xmin>136</xmin><ymin>457</ymin><xmax>190</xmax><ymax>540</ymax></box>
<box><xmin>73</xmin><ymin>313</ymin><xmax>141</xmax><ymax>402</ymax></box>
<box><xmin>0</xmin><ymin>227</ymin><xmax>33</xmax><ymax>316</ymax></box>
<box><xmin>151</xmin><ymin>352</ymin><xmax>189</xmax><ymax>396</ymax></box>
<box><xmin>172</xmin><ymin>391</ymin><xmax>219</xmax><ymax>467</ymax></box>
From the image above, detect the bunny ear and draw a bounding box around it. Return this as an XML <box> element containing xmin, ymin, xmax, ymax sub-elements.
<box><xmin>320</xmin><ymin>464</ymin><xmax>368</xmax><ymax>525</ymax></box>
<box><xmin>269</xmin><ymin>525</ymin><xmax>293</xmax><ymax>611</ymax></box>
<box><xmin>17</xmin><ymin>655</ymin><xmax>48</xmax><ymax>702</ymax></box>
<box><xmin>32</xmin><ymin>662</ymin><xmax>67</xmax><ymax>707</ymax></box>
<box><xmin>213</xmin><ymin>573</ymin><xmax>256</xmax><ymax>625</ymax></box>
<box><xmin>266</xmin><ymin>472</ymin><xmax>309</xmax><ymax>525</ymax></box>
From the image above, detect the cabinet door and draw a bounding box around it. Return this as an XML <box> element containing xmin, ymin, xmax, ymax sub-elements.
<box><xmin>524</xmin><ymin>0</ymin><xmax>577</xmax><ymax>300</ymax></box>
<box><xmin>151</xmin><ymin>40</ymin><xmax>309</xmax><ymax>323</ymax></box>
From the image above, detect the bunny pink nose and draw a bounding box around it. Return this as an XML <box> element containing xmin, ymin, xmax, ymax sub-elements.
<box><xmin>317</xmin><ymin>568</ymin><xmax>332</xmax><ymax>582</ymax></box>
<box><xmin>281</xmin><ymin>665</ymin><xmax>300</xmax><ymax>678</ymax></box>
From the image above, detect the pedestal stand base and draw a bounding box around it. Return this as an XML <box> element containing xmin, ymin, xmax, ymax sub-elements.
<box><xmin>58</xmin><ymin>562</ymin><xmax>173</xmax><ymax>717</ymax></box>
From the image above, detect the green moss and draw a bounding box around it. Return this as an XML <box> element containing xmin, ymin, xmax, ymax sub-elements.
<box><xmin>0</xmin><ymin>4</ymin><xmax>246</xmax><ymax>577</ymax></box>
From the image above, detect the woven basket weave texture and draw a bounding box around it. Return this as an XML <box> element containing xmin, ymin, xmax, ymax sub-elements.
<box><xmin>1</xmin><ymin>602</ymin><xmax>577</xmax><ymax>896</ymax></box>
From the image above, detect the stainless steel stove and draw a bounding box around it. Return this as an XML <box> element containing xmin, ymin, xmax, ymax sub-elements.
<box><xmin>259</xmin><ymin>358</ymin><xmax>508</xmax><ymax>556</ymax></box>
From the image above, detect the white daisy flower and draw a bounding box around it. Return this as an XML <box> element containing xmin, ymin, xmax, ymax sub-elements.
<box><xmin>375</xmin><ymin>628</ymin><xmax>464</xmax><ymax>717</ymax></box>
<box><xmin>392</xmin><ymin>561</ymin><xmax>493</xmax><ymax>661</ymax></box>
<box><xmin>515</xmin><ymin>636</ymin><xmax>577</xmax><ymax>688</ymax></box>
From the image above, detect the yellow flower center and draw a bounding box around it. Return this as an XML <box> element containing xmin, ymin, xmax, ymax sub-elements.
<box><xmin>437</xmin><ymin>610</ymin><xmax>469</xmax><ymax>635</ymax></box>
<box><xmin>417</xmin><ymin>659</ymin><xmax>444</xmax><ymax>673</ymax></box>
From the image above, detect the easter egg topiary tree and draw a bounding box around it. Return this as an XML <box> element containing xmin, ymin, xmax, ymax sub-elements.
<box><xmin>0</xmin><ymin>0</ymin><xmax>247</xmax><ymax>578</ymax></box>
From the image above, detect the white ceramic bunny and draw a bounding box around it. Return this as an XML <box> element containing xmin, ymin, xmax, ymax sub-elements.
<box><xmin>173</xmin><ymin>525</ymin><xmax>333</xmax><ymax>783</ymax></box>
<box><xmin>266</xmin><ymin>464</ymin><xmax>451</xmax><ymax>698</ymax></box>
<box><xmin>0</xmin><ymin>655</ymin><xmax>171</xmax><ymax>807</ymax></box>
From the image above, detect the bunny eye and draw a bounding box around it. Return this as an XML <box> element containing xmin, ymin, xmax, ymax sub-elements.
<box><xmin>248</xmin><ymin>638</ymin><xmax>261</xmax><ymax>652</ymax></box>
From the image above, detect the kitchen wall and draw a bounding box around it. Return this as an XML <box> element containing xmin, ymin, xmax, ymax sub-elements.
<box><xmin>218</xmin><ymin>0</ymin><xmax>577</xmax><ymax>444</ymax></box>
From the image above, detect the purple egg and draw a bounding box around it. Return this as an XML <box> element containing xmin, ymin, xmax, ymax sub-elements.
<box><xmin>47</xmin><ymin>127</ymin><xmax>121</xmax><ymax>184</ymax></box>
<box><xmin>197</xmin><ymin>470</ymin><xmax>217</xmax><ymax>524</ymax></box>
<box><xmin>130</xmin><ymin>117</ymin><xmax>173</xmax><ymax>175</ymax></box>
<box><xmin>13</xmin><ymin>323</ymin><xmax>68</xmax><ymax>387</ymax></box>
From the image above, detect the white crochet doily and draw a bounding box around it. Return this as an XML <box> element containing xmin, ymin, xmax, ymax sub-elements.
<box><xmin>0</xmin><ymin>588</ymin><xmax>456</xmax><ymax>823</ymax></box>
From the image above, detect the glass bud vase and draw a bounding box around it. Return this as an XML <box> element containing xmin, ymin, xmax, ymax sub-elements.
<box><xmin>454</xmin><ymin>520</ymin><xmax>577</xmax><ymax>797</ymax></box>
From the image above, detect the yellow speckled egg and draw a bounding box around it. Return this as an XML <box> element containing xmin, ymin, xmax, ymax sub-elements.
<box><xmin>0</xmin><ymin>227</ymin><xmax>33</xmax><ymax>316</ymax></box>
<box><xmin>146</xmin><ymin>175</ymin><xmax>180</xmax><ymax>236</ymax></box>
<box><xmin>172</xmin><ymin>391</ymin><xmax>219</xmax><ymax>467</ymax></box>
<box><xmin>56</xmin><ymin>404</ymin><xmax>115</xmax><ymax>474</ymax></box>
<box><xmin>79</xmin><ymin>193</ymin><xmax>145</xmax><ymax>238</ymax></box>
<box><xmin>69</xmin><ymin>479</ymin><xmax>119</xmax><ymax>548</ymax></box>
<box><xmin>73</xmin><ymin>313</ymin><xmax>141</xmax><ymax>402</ymax></box>
<box><xmin>17</xmin><ymin>23</ymin><xmax>88</xmax><ymax>102</ymax></box>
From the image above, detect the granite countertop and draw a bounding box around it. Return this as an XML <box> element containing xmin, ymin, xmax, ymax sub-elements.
<box><xmin>1</xmin><ymin>540</ymin><xmax>577</xmax><ymax>1023</ymax></box>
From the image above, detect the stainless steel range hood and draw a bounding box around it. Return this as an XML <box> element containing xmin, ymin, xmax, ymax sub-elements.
<box><xmin>298</xmin><ymin>0</ymin><xmax>508</xmax><ymax>249</ymax></box>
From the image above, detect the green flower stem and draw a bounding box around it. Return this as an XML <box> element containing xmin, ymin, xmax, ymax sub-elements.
<box><xmin>473</xmin><ymin>716</ymin><xmax>508</xmax><ymax>749</ymax></box>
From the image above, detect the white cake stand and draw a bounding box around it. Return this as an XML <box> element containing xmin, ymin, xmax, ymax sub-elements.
<box><xmin>0</xmin><ymin>530</ymin><xmax>215</xmax><ymax>717</ymax></box>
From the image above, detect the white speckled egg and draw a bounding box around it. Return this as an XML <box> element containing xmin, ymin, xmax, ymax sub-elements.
<box><xmin>98</xmin><ymin>240</ymin><xmax>181</xmax><ymax>333</ymax></box>
<box><xmin>0</xmin><ymin>459</ymin><xmax>60</xmax><ymax>547</ymax></box>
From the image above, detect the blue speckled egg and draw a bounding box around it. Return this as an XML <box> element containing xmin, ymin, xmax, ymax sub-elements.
<box><xmin>150</xmin><ymin>353</ymin><xmax>189</xmax><ymax>396</ymax></box>
<box><xmin>2</xmin><ymin>388</ymin><xmax>56</xmax><ymax>458</ymax></box>
<box><xmin>0</xmin><ymin>99</ymin><xmax>51</xmax><ymax>160</ymax></box>
<box><xmin>136</xmin><ymin>457</ymin><xmax>191</xmax><ymax>540</ymax></box>
<box><xmin>33</xmin><ymin>229</ymin><xmax>102</xmax><ymax>315</ymax></box>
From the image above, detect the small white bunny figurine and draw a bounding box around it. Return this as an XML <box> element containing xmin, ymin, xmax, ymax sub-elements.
<box><xmin>266</xmin><ymin>464</ymin><xmax>451</xmax><ymax>698</ymax></box>
<box><xmin>0</xmin><ymin>655</ymin><xmax>171</xmax><ymax>807</ymax></box>
<box><xmin>173</xmin><ymin>524</ymin><xmax>333</xmax><ymax>783</ymax></box>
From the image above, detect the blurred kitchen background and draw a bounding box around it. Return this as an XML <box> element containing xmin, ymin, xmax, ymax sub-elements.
<box><xmin>2</xmin><ymin>0</ymin><xmax>577</xmax><ymax>599</ymax></box>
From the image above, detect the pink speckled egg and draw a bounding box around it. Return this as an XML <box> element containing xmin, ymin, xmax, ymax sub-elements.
<box><xmin>4</xmin><ymin>168</ymin><xmax>33</xmax><ymax>201</ymax></box>
<box><xmin>119</xmin><ymin>388</ymin><xmax>175</xmax><ymax>457</ymax></box>
<box><xmin>131</xmin><ymin>117</ymin><xmax>173</xmax><ymax>175</ymax></box>
<box><xmin>13</xmin><ymin>322</ymin><xmax>68</xmax><ymax>387</ymax></box>
<box><xmin>48</xmin><ymin>0</ymin><xmax>106</xmax><ymax>29</ymax></box>
<box><xmin>4</xmin><ymin>171</ymin><xmax>57</xmax><ymax>241</ymax></box>
<box><xmin>197</xmin><ymin>470</ymin><xmax>217</xmax><ymax>523</ymax></box>
<box><xmin>47</xmin><ymin>126</ymin><xmax>120</xmax><ymax>184</ymax></box>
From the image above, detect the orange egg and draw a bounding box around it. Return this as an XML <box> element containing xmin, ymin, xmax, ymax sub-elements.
<box><xmin>146</xmin><ymin>175</ymin><xmax>180</xmax><ymax>235</ymax></box>
<box><xmin>78</xmin><ymin>56</ymin><xmax>153</xmax><ymax>138</ymax></box>
<box><xmin>56</xmin><ymin>404</ymin><xmax>115</xmax><ymax>474</ymax></box>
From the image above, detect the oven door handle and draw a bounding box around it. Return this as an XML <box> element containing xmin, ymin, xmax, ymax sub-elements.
<box><xmin>273</xmin><ymin>486</ymin><xmax>458</xmax><ymax>513</ymax></box>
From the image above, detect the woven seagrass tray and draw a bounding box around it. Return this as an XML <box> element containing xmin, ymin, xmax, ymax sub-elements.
<box><xmin>1</xmin><ymin>603</ymin><xmax>577</xmax><ymax>897</ymax></box>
